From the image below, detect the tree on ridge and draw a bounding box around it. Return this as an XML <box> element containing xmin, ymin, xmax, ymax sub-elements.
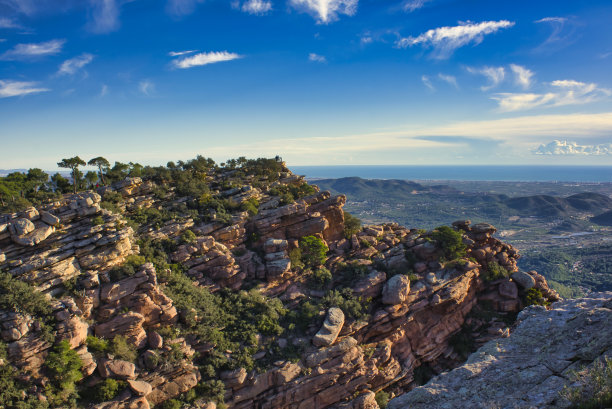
<box><xmin>58</xmin><ymin>156</ymin><xmax>86</xmax><ymax>194</ymax></box>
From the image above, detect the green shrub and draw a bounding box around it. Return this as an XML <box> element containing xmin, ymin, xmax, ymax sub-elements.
<box><xmin>181</xmin><ymin>229</ymin><xmax>197</xmax><ymax>244</ymax></box>
<box><xmin>108</xmin><ymin>254</ymin><xmax>146</xmax><ymax>281</ymax></box>
<box><xmin>525</xmin><ymin>288</ymin><xmax>551</xmax><ymax>307</ymax></box>
<box><xmin>44</xmin><ymin>340</ymin><xmax>83</xmax><ymax>404</ymax></box>
<box><xmin>0</xmin><ymin>271</ymin><xmax>52</xmax><ymax>317</ymax></box>
<box><xmin>482</xmin><ymin>261</ymin><xmax>510</xmax><ymax>282</ymax></box>
<box><xmin>161</xmin><ymin>399</ymin><xmax>182</xmax><ymax>409</ymax></box>
<box><xmin>560</xmin><ymin>357</ymin><xmax>612</xmax><ymax>409</ymax></box>
<box><xmin>86</xmin><ymin>335</ymin><xmax>109</xmax><ymax>357</ymax></box>
<box><xmin>309</xmin><ymin>267</ymin><xmax>332</xmax><ymax>289</ymax></box>
<box><xmin>110</xmin><ymin>335</ymin><xmax>137</xmax><ymax>362</ymax></box>
<box><xmin>321</xmin><ymin>288</ymin><xmax>367</xmax><ymax>320</ymax></box>
<box><xmin>91</xmin><ymin>215</ymin><xmax>105</xmax><ymax>226</ymax></box>
<box><xmin>431</xmin><ymin>226</ymin><xmax>466</xmax><ymax>261</ymax></box>
<box><xmin>92</xmin><ymin>378</ymin><xmax>124</xmax><ymax>402</ymax></box>
<box><xmin>343</xmin><ymin>212</ymin><xmax>361</xmax><ymax>239</ymax></box>
<box><xmin>299</xmin><ymin>236</ymin><xmax>327</xmax><ymax>268</ymax></box>
<box><xmin>240</xmin><ymin>198</ymin><xmax>259</xmax><ymax>216</ymax></box>
<box><xmin>375</xmin><ymin>390</ymin><xmax>390</xmax><ymax>409</ymax></box>
<box><xmin>289</xmin><ymin>248</ymin><xmax>304</xmax><ymax>270</ymax></box>
<box><xmin>337</xmin><ymin>261</ymin><xmax>369</xmax><ymax>285</ymax></box>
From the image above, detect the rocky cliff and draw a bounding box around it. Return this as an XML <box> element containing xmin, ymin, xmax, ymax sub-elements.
<box><xmin>0</xmin><ymin>159</ymin><xmax>561</xmax><ymax>409</ymax></box>
<box><xmin>388</xmin><ymin>292</ymin><xmax>612</xmax><ymax>409</ymax></box>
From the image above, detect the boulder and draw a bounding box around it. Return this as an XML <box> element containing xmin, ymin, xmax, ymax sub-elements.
<box><xmin>127</xmin><ymin>379</ymin><xmax>153</xmax><ymax>397</ymax></box>
<box><xmin>98</xmin><ymin>359</ymin><xmax>136</xmax><ymax>379</ymax></box>
<box><xmin>40</xmin><ymin>211</ymin><xmax>60</xmax><ymax>226</ymax></box>
<box><xmin>382</xmin><ymin>274</ymin><xmax>411</xmax><ymax>305</ymax></box>
<box><xmin>9</xmin><ymin>218</ymin><xmax>35</xmax><ymax>236</ymax></box>
<box><xmin>313</xmin><ymin>307</ymin><xmax>345</xmax><ymax>347</ymax></box>
<box><xmin>511</xmin><ymin>271</ymin><xmax>536</xmax><ymax>289</ymax></box>
<box><xmin>148</xmin><ymin>331</ymin><xmax>163</xmax><ymax>349</ymax></box>
<box><xmin>498</xmin><ymin>280</ymin><xmax>518</xmax><ymax>300</ymax></box>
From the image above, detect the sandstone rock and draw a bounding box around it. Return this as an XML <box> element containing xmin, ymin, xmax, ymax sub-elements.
<box><xmin>9</xmin><ymin>218</ymin><xmax>35</xmax><ymax>236</ymax></box>
<box><xmin>306</xmin><ymin>337</ymin><xmax>358</xmax><ymax>367</ymax></box>
<box><xmin>221</xmin><ymin>367</ymin><xmax>247</xmax><ymax>388</ymax></box>
<box><xmin>313</xmin><ymin>307</ymin><xmax>345</xmax><ymax>347</ymax></box>
<box><xmin>40</xmin><ymin>211</ymin><xmax>60</xmax><ymax>226</ymax></box>
<box><xmin>127</xmin><ymin>379</ymin><xmax>153</xmax><ymax>396</ymax></box>
<box><xmin>498</xmin><ymin>280</ymin><xmax>518</xmax><ymax>300</ymax></box>
<box><xmin>511</xmin><ymin>271</ymin><xmax>536</xmax><ymax>289</ymax></box>
<box><xmin>382</xmin><ymin>274</ymin><xmax>411</xmax><ymax>305</ymax></box>
<box><xmin>99</xmin><ymin>359</ymin><xmax>137</xmax><ymax>379</ymax></box>
<box><xmin>148</xmin><ymin>331</ymin><xmax>163</xmax><ymax>349</ymax></box>
<box><xmin>95</xmin><ymin>312</ymin><xmax>147</xmax><ymax>349</ymax></box>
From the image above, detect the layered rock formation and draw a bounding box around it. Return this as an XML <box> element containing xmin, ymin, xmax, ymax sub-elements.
<box><xmin>0</xmin><ymin>162</ymin><xmax>563</xmax><ymax>409</ymax></box>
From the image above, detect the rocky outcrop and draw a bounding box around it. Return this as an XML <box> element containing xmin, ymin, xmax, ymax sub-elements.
<box><xmin>388</xmin><ymin>292</ymin><xmax>612</xmax><ymax>409</ymax></box>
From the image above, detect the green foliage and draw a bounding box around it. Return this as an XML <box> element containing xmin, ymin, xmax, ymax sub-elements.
<box><xmin>0</xmin><ymin>169</ymin><xmax>60</xmax><ymax>213</ymax></box>
<box><xmin>86</xmin><ymin>335</ymin><xmax>109</xmax><ymax>357</ymax></box>
<box><xmin>240</xmin><ymin>198</ymin><xmax>260</xmax><ymax>216</ymax></box>
<box><xmin>525</xmin><ymin>288</ymin><xmax>551</xmax><ymax>307</ymax></box>
<box><xmin>44</xmin><ymin>340</ymin><xmax>83</xmax><ymax>405</ymax></box>
<box><xmin>161</xmin><ymin>399</ymin><xmax>182</xmax><ymax>409</ymax></box>
<box><xmin>560</xmin><ymin>357</ymin><xmax>612</xmax><ymax>409</ymax></box>
<box><xmin>91</xmin><ymin>215</ymin><xmax>104</xmax><ymax>226</ymax></box>
<box><xmin>309</xmin><ymin>267</ymin><xmax>332</xmax><ymax>289</ymax></box>
<box><xmin>108</xmin><ymin>254</ymin><xmax>146</xmax><ymax>281</ymax></box>
<box><xmin>181</xmin><ymin>229</ymin><xmax>197</xmax><ymax>244</ymax></box>
<box><xmin>321</xmin><ymin>288</ymin><xmax>367</xmax><ymax>320</ymax></box>
<box><xmin>375</xmin><ymin>390</ymin><xmax>390</xmax><ymax>409</ymax></box>
<box><xmin>110</xmin><ymin>335</ymin><xmax>137</xmax><ymax>362</ymax></box>
<box><xmin>0</xmin><ymin>271</ymin><xmax>52</xmax><ymax>317</ymax></box>
<box><xmin>337</xmin><ymin>261</ymin><xmax>369</xmax><ymax>285</ymax></box>
<box><xmin>289</xmin><ymin>248</ymin><xmax>304</xmax><ymax>270</ymax></box>
<box><xmin>299</xmin><ymin>236</ymin><xmax>327</xmax><ymax>268</ymax></box>
<box><xmin>0</xmin><ymin>361</ymin><xmax>49</xmax><ymax>409</ymax></box>
<box><xmin>57</xmin><ymin>156</ymin><xmax>86</xmax><ymax>194</ymax></box>
<box><xmin>482</xmin><ymin>261</ymin><xmax>511</xmax><ymax>282</ymax></box>
<box><xmin>91</xmin><ymin>379</ymin><xmax>124</xmax><ymax>402</ymax></box>
<box><xmin>431</xmin><ymin>225</ymin><xmax>467</xmax><ymax>261</ymax></box>
<box><xmin>343</xmin><ymin>211</ymin><xmax>362</xmax><ymax>239</ymax></box>
<box><xmin>269</xmin><ymin>182</ymin><xmax>316</xmax><ymax>205</ymax></box>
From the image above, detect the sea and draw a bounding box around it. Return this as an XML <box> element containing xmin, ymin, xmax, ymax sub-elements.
<box><xmin>292</xmin><ymin>165</ymin><xmax>612</xmax><ymax>183</ymax></box>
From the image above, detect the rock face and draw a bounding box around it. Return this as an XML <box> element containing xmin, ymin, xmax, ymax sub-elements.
<box><xmin>388</xmin><ymin>292</ymin><xmax>612</xmax><ymax>409</ymax></box>
<box><xmin>313</xmin><ymin>307</ymin><xmax>345</xmax><ymax>347</ymax></box>
<box><xmin>382</xmin><ymin>274</ymin><xmax>411</xmax><ymax>305</ymax></box>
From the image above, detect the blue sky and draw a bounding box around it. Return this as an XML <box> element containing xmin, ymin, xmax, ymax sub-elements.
<box><xmin>1</xmin><ymin>0</ymin><xmax>612</xmax><ymax>170</ymax></box>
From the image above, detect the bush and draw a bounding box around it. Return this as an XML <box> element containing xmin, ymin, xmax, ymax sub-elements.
<box><xmin>240</xmin><ymin>198</ymin><xmax>259</xmax><ymax>216</ymax></box>
<box><xmin>482</xmin><ymin>261</ymin><xmax>510</xmax><ymax>282</ymax></box>
<box><xmin>560</xmin><ymin>357</ymin><xmax>612</xmax><ymax>409</ymax></box>
<box><xmin>91</xmin><ymin>215</ymin><xmax>105</xmax><ymax>226</ymax></box>
<box><xmin>343</xmin><ymin>212</ymin><xmax>361</xmax><ymax>239</ymax></box>
<box><xmin>44</xmin><ymin>340</ymin><xmax>83</xmax><ymax>404</ymax></box>
<box><xmin>86</xmin><ymin>335</ymin><xmax>109</xmax><ymax>357</ymax></box>
<box><xmin>289</xmin><ymin>248</ymin><xmax>304</xmax><ymax>270</ymax></box>
<box><xmin>181</xmin><ymin>229</ymin><xmax>197</xmax><ymax>244</ymax></box>
<box><xmin>525</xmin><ymin>288</ymin><xmax>551</xmax><ymax>307</ymax></box>
<box><xmin>161</xmin><ymin>399</ymin><xmax>182</xmax><ymax>409</ymax></box>
<box><xmin>92</xmin><ymin>378</ymin><xmax>124</xmax><ymax>402</ymax></box>
<box><xmin>299</xmin><ymin>236</ymin><xmax>327</xmax><ymax>268</ymax></box>
<box><xmin>0</xmin><ymin>271</ymin><xmax>52</xmax><ymax>317</ymax></box>
<box><xmin>321</xmin><ymin>288</ymin><xmax>367</xmax><ymax>321</ymax></box>
<box><xmin>375</xmin><ymin>390</ymin><xmax>390</xmax><ymax>409</ymax></box>
<box><xmin>110</xmin><ymin>335</ymin><xmax>137</xmax><ymax>362</ymax></box>
<box><xmin>431</xmin><ymin>226</ymin><xmax>466</xmax><ymax>261</ymax></box>
<box><xmin>309</xmin><ymin>267</ymin><xmax>332</xmax><ymax>289</ymax></box>
<box><xmin>108</xmin><ymin>254</ymin><xmax>146</xmax><ymax>281</ymax></box>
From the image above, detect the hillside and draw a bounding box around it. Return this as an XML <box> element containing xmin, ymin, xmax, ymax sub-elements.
<box><xmin>0</xmin><ymin>158</ymin><xmax>562</xmax><ymax>409</ymax></box>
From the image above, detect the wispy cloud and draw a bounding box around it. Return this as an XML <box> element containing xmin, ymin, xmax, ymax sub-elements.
<box><xmin>421</xmin><ymin>75</ymin><xmax>434</xmax><ymax>91</ymax></box>
<box><xmin>0</xmin><ymin>39</ymin><xmax>65</xmax><ymax>60</ymax></box>
<box><xmin>493</xmin><ymin>80</ymin><xmax>611</xmax><ymax>112</ymax></box>
<box><xmin>233</xmin><ymin>0</ymin><xmax>272</xmax><ymax>15</ymax></box>
<box><xmin>438</xmin><ymin>73</ymin><xmax>458</xmax><ymax>89</ymax></box>
<box><xmin>509</xmin><ymin>64</ymin><xmax>534</xmax><ymax>89</ymax></box>
<box><xmin>100</xmin><ymin>84</ymin><xmax>109</xmax><ymax>97</ymax></box>
<box><xmin>533</xmin><ymin>140</ymin><xmax>612</xmax><ymax>156</ymax></box>
<box><xmin>289</xmin><ymin>0</ymin><xmax>358</xmax><ymax>24</ymax></box>
<box><xmin>534</xmin><ymin>16</ymin><xmax>575</xmax><ymax>52</ymax></box>
<box><xmin>172</xmin><ymin>51</ymin><xmax>242</xmax><ymax>69</ymax></box>
<box><xmin>87</xmin><ymin>0</ymin><xmax>119</xmax><ymax>33</ymax></box>
<box><xmin>58</xmin><ymin>53</ymin><xmax>94</xmax><ymax>75</ymax></box>
<box><xmin>308</xmin><ymin>53</ymin><xmax>326</xmax><ymax>63</ymax></box>
<box><xmin>166</xmin><ymin>0</ymin><xmax>205</xmax><ymax>16</ymax></box>
<box><xmin>0</xmin><ymin>80</ymin><xmax>49</xmax><ymax>98</ymax></box>
<box><xmin>169</xmin><ymin>50</ymin><xmax>197</xmax><ymax>56</ymax></box>
<box><xmin>402</xmin><ymin>0</ymin><xmax>431</xmax><ymax>12</ymax></box>
<box><xmin>396</xmin><ymin>20</ymin><xmax>514</xmax><ymax>59</ymax></box>
<box><xmin>0</xmin><ymin>17</ymin><xmax>21</xmax><ymax>29</ymax></box>
<box><xmin>467</xmin><ymin>66</ymin><xmax>505</xmax><ymax>91</ymax></box>
<box><xmin>138</xmin><ymin>80</ymin><xmax>154</xmax><ymax>96</ymax></box>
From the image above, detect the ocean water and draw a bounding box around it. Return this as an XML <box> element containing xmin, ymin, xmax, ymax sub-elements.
<box><xmin>291</xmin><ymin>165</ymin><xmax>612</xmax><ymax>183</ymax></box>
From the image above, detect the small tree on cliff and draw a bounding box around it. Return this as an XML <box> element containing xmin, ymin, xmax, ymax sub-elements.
<box><xmin>58</xmin><ymin>156</ymin><xmax>86</xmax><ymax>194</ymax></box>
<box><xmin>299</xmin><ymin>236</ymin><xmax>328</xmax><ymax>268</ymax></box>
<box><xmin>88</xmin><ymin>156</ymin><xmax>110</xmax><ymax>186</ymax></box>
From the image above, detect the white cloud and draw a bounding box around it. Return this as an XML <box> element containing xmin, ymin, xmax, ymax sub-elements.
<box><xmin>509</xmin><ymin>64</ymin><xmax>534</xmax><ymax>89</ymax></box>
<box><xmin>534</xmin><ymin>16</ymin><xmax>574</xmax><ymax>51</ymax></box>
<box><xmin>494</xmin><ymin>79</ymin><xmax>611</xmax><ymax>112</ymax></box>
<box><xmin>0</xmin><ymin>17</ymin><xmax>21</xmax><ymax>29</ymax></box>
<box><xmin>402</xmin><ymin>0</ymin><xmax>430</xmax><ymax>12</ymax></box>
<box><xmin>438</xmin><ymin>73</ymin><xmax>458</xmax><ymax>89</ymax></box>
<box><xmin>533</xmin><ymin>140</ymin><xmax>612</xmax><ymax>155</ymax></box>
<box><xmin>172</xmin><ymin>51</ymin><xmax>242</xmax><ymax>69</ymax></box>
<box><xmin>88</xmin><ymin>0</ymin><xmax>119</xmax><ymax>33</ymax></box>
<box><xmin>0</xmin><ymin>39</ymin><xmax>65</xmax><ymax>60</ymax></box>
<box><xmin>236</xmin><ymin>0</ymin><xmax>272</xmax><ymax>15</ymax></box>
<box><xmin>467</xmin><ymin>66</ymin><xmax>505</xmax><ymax>91</ymax></box>
<box><xmin>396</xmin><ymin>20</ymin><xmax>514</xmax><ymax>59</ymax></box>
<box><xmin>421</xmin><ymin>75</ymin><xmax>434</xmax><ymax>91</ymax></box>
<box><xmin>360</xmin><ymin>35</ymin><xmax>373</xmax><ymax>45</ymax></box>
<box><xmin>166</xmin><ymin>0</ymin><xmax>205</xmax><ymax>16</ymax></box>
<box><xmin>100</xmin><ymin>84</ymin><xmax>109</xmax><ymax>97</ymax></box>
<box><xmin>0</xmin><ymin>80</ymin><xmax>49</xmax><ymax>98</ymax></box>
<box><xmin>58</xmin><ymin>53</ymin><xmax>94</xmax><ymax>75</ymax></box>
<box><xmin>139</xmin><ymin>80</ymin><xmax>154</xmax><ymax>96</ymax></box>
<box><xmin>308</xmin><ymin>53</ymin><xmax>326</xmax><ymax>63</ymax></box>
<box><xmin>289</xmin><ymin>0</ymin><xmax>358</xmax><ymax>24</ymax></box>
<box><xmin>169</xmin><ymin>50</ymin><xmax>197</xmax><ymax>57</ymax></box>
